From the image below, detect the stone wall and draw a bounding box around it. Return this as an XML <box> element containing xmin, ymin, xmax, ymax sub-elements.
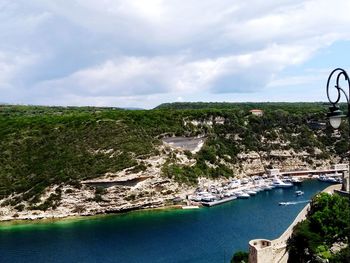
<box><xmin>248</xmin><ymin>184</ymin><xmax>342</xmax><ymax>263</ymax></box>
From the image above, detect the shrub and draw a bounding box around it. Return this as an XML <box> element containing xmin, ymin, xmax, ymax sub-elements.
<box><xmin>231</xmin><ymin>251</ymin><xmax>248</xmax><ymax>263</ymax></box>
<box><xmin>72</xmin><ymin>205</ymin><xmax>85</xmax><ymax>214</ymax></box>
<box><xmin>95</xmin><ymin>186</ymin><xmax>107</xmax><ymax>195</ymax></box>
<box><xmin>287</xmin><ymin>193</ymin><xmax>350</xmax><ymax>262</ymax></box>
<box><xmin>14</xmin><ymin>204</ymin><xmax>25</xmax><ymax>211</ymax></box>
<box><xmin>125</xmin><ymin>194</ymin><xmax>136</xmax><ymax>201</ymax></box>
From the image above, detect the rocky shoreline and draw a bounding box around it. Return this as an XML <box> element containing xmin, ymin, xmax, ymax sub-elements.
<box><xmin>0</xmin><ymin>176</ymin><xmax>192</xmax><ymax>222</ymax></box>
<box><xmin>0</xmin><ymin>140</ymin><xmax>341</xmax><ymax>223</ymax></box>
<box><xmin>0</xmin><ymin>203</ymin><xmax>184</xmax><ymax>225</ymax></box>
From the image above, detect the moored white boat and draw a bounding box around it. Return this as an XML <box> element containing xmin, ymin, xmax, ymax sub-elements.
<box><xmin>290</xmin><ymin>177</ymin><xmax>302</xmax><ymax>185</ymax></box>
<box><xmin>241</xmin><ymin>178</ymin><xmax>249</xmax><ymax>184</ymax></box>
<box><xmin>189</xmin><ymin>195</ymin><xmax>202</xmax><ymax>202</ymax></box>
<box><xmin>245</xmin><ymin>189</ymin><xmax>257</xmax><ymax>195</ymax></box>
<box><xmin>264</xmin><ymin>185</ymin><xmax>275</xmax><ymax>190</ymax></box>
<box><xmin>282</xmin><ymin>176</ymin><xmax>292</xmax><ymax>182</ymax></box>
<box><xmin>223</xmin><ymin>192</ymin><xmax>231</xmax><ymax>197</ymax></box>
<box><xmin>236</xmin><ymin>191</ymin><xmax>250</xmax><ymax>199</ymax></box>
<box><xmin>272</xmin><ymin>177</ymin><xmax>293</xmax><ymax>188</ymax></box>
<box><xmin>201</xmin><ymin>193</ymin><xmax>217</xmax><ymax>202</ymax></box>
<box><xmin>318</xmin><ymin>175</ymin><xmax>339</xmax><ymax>183</ymax></box>
<box><xmin>201</xmin><ymin>195</ymin><xmax>237</xmax><ymax>207</ymax></box>
<box><xmin>229</xmin><ymin>179</ymin><xmax>241</xmax><ymax>189</ymax></box>
<box><xmin>253</xmin><ymin>186</ymin><xmax>265</xmax><ymax>192</ymax></box>
<box><xmin>335</xmin><ymin>177</ymin><xmax>343</xmax><ymax>183</ymax></box>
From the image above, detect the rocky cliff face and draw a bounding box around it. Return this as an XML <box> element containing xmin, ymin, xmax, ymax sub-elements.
<box><xmin>236</xmin><ymin>150</ymin><xmax>340</xmax><ymax>176</ymax></box>
<box><xmin>0</xmin><ymin>139</ymin><xmax>340</xmax><ymax>222</ymax></box>
<box><xmin>1</xmin><ymin>106</ymin><xmax>347</xmax><ymax>222</ymax></box>
<box><xmin>0</xmin><ymin>146</ymin><xmax>192</xmax><ymax>221</ymax></box>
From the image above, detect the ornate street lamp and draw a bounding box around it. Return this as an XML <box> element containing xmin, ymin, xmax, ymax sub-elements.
<box><xmin>326</xmin><ymin>68</ymin><xmax>350</xmax><ymax>192</ymax></box>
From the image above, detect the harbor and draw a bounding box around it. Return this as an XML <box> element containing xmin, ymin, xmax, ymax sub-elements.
<box><xmin>186</xmin><ymin>169</ymin><xmax>344</xmax><ymax>208</ymax></box>
<box><xmin>0</xmin><ymin>180</ymin><xmax>333</xmax><ymax>263</ymax></box>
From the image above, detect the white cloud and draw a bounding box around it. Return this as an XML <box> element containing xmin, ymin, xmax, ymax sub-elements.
<box><xmin>31</xmin><ymin>43</ymin><xmax>319</xmax><ymax>99</ymax></box>
<box><xmin>0</xmin><ymin>51</ymin><xmax>38</xmax><ymax>88</ymax></box>
<box><xmin>268</xmin><ymin>75</ymin><xmax>324</xmax><ymax>87</ymax></box>
<box><xmin>1</xmin><ymin>0</ymin><xmax>350</xmax><ymax>107</ymax></box>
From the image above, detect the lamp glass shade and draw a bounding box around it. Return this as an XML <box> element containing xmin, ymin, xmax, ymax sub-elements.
<box><xmin>329</xmin><ymin>115</ymin><xmax>342</xmax><ymax>129</ymax></box>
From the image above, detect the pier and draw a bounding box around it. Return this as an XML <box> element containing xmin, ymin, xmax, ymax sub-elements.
<box><xmin>265</xmin><ymin>164</ymin><xmax>348</xmax><ymax>178</ymax></box>
<box><xmin>187</xmin><ymin>165</ymin><xmax>347</xmax><ymax>208</ymax></box>
<box><xmin>279</xmin><ymin>168</ymin><xmax>346</xmax><ymax>177</ymax></box>
<box><xmin>266</xmin><ymin>164</ymin><xmax>349</xmax><ymax>194</ymax></box>
<box><xmin>201</xmin><ymin>196</ymin><xmax>237</xmax><ymax>207</ymax></box>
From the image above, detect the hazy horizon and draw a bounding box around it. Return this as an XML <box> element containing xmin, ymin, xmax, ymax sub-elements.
<box><xmin>0</xmin><ymin>100</ymin><xmax>333</xmax><ymax>110</ymax></box>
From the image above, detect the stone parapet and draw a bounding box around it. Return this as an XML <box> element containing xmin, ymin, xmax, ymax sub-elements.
<box><xmin>248</xmin><ymin>184</ymin><xmax>342</xmax><ymax>263</ymax></box>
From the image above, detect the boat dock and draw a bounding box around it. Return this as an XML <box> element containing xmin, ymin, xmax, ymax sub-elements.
<box><xmin>201</xmin><ymin>196</ymin><xmax>237</xmax><ymax>207</ymax></box>
<box><xmin>265</xmin><ymin>164</ymin><xmax>348</xmax><ymax>178</ymax></box>
<box><xmin>279</xmin><ymin>168</ymin><xmax>346</xmax><ymax>177</ymax></box>
<box><xmin>188</xmin><ymin>165</ymin><xmax>347</xmax><ymax>208</ymax></box>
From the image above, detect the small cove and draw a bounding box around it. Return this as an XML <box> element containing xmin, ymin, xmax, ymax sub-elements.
<box><xmin>0</xmin><ymin>180</ymin><xmax>331</xmax><ymax>263</ymax></box>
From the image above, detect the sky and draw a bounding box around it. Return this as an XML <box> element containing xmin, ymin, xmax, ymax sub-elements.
<box><xmin>1</xmin><ymin>0</ymin><xmax>350</xmax><ymax>109</ymax></box>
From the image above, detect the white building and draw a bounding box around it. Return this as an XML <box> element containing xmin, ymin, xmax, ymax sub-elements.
<box><xmin>266</xmin><ymin>169</ymin><xmax>280</xmax><ymax>177</ymax></box>
<box><xmin>249</xmin><ymin>109</ymin><xmax>264</xmax><ymax>117</ymax></box>
<box><xmin>331</xmin><ymin>164</ymin><xmax>349</xmax><ymax>171</ymax></box>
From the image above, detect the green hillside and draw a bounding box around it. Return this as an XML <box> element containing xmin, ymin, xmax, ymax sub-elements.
<box><xmin>156</xmin><ymin>102</ymin><xmax>328</xmax><ymax>112</ymax></box>
<box><xmin>0</xmin><ymin>103</ymin><xmax>348</xmax><ymax>207</ymax></box>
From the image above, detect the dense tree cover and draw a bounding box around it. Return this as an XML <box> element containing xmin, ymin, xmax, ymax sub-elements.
<box><xmin>161</xmin><ymin>155</ymin><xmax>233</xmax><ymax>185</ymax></box>
<box><xmin>287</xmin><ymin>193</ymin><xmax>350</xmax><ymax>263</ymax></box>
<box><xmin>156</xmin><ymin>102</ymin><xmax>344</xmax><ymax>114</ymax></box>
<box><xmin>0</xmin><ymin>103</ymin><xmax>348</xmax><ymax>207</ymax></box>
<box><xmin>0</xmin><ymin>105</ymin><xmax>125</xmax><ymax>117</ymax></box>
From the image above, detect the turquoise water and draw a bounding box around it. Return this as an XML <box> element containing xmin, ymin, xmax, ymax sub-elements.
<box><xmin>0</xmin><ymin>180</ymin><xmax>330</xmax><ymax>263</ymax></box>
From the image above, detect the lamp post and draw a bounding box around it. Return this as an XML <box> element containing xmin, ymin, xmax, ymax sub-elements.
<box><xmin>326</xmin><ymin>68</ymin><xmax>350</xmax><ymax>192</ymax></box>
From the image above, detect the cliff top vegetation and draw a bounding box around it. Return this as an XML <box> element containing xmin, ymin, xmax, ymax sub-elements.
<box><xmin>0</xmin><ymin>103</ymin><xmax>348</xmax><ymax>209</ymax></box>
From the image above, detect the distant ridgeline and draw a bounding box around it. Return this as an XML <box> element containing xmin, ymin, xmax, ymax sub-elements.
<box><xmin>155</xmin><ymin>101</ymin><xmax>349</xmax><ymax>112</ymax></box>
<box><xmin>0</xmin><ymin>103</ymin><xmax>348</xmax><ymax>208</ymax></box>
